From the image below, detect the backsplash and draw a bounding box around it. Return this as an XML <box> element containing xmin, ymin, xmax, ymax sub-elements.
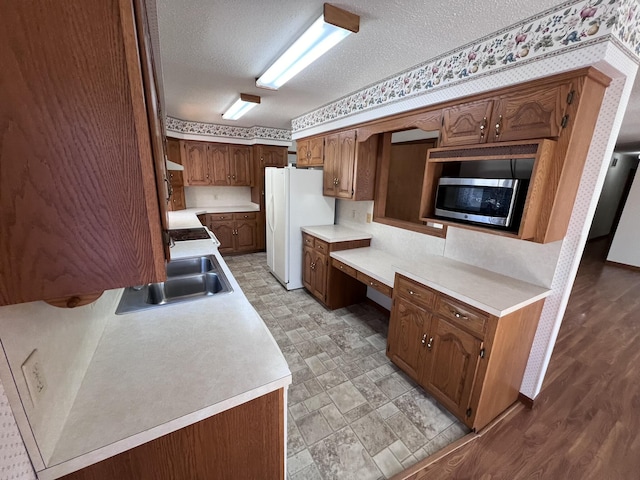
<box><xmin>0</xmin><ymin>290</ymin><xmax>121</xmax><ymax>465</ymax></box>
<box><xmin>184</xmin><ymin>186</ymin><xmax>253</xmax><ymax>208</ymax></box>
<box><xmin>335</xmin><ymin>200</ymin><xmax>560</xmax><ymax>288</ymax></box>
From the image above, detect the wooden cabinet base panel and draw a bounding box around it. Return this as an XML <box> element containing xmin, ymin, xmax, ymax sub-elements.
<box><xmin>60</xmin><ymin>389</ymin><xmax>284</xmax><ymax>480</ymax></box>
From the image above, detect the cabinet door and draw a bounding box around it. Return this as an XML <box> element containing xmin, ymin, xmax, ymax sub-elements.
<box><xmin>297</xmin><ymin>140</ymin><xmax>310</xmax><ymax>167</ymax></box>
<box><xmin>302</xmin><ymin>246</ymin><xmax>314</xmax><ymax>291</ymax></box>
<box><xmin>323</xmin><ymin>134</ymin><xmax>339</xmax><ymax>196</ymax></box>
<box><xmin>421</xmin><ymin>317</ymin><xmax>482</xmax><ymax>421</ymax></box>
<box><xmin>208</xmin><ymin>144</ymin><xmax>230</xmax><ymax>186</ymax></box>
<box><xmin>441</xmin><ymin>100</ymin><xmax>494</xmax><ymax>146</ymax></box>
<box><xmin>336</xmin><ymin>131</ymin><xmax>356</xmax><ymax>199</ymax></box>
<box><xmin>169</xmin><ymin>186</ymin><xmax>186</xmax><ymax>211</ymax></box>
<box><xmin>235</xmin><ymin>220</ymin><xmax>257</xmax><ymax>252</ymax></box>
<box><xmin>259</xmin><ymin>145</ymin><xmax>287</xmax><ymax>167</ymax></box>
<box><xmin>308</xmin><ymin>137</ymin><xmax>325</xmax><ymax>166</ymax></box>
<box><xmin>0</xmin><ymin>0</ymin><xmax>170</xmax><ymax>305</ymax></box>
<box><xmin>490</xmin><ymin>82</ymin><xmax>572</xmax><ymax>142</ymax></box>
<box><xmin>230</xmin><ymin>145</ymin><xmax>252</xmax><ymax>186</ymax></box>
<box><xmin>209</xmin><ymin>220</ymin><xmax>235</xmax><ymax>253</ymax></box>
<box><xmin>183</xmin><ymin>141</ymin><xmax>210</xmax><ymax>185</ymax></box>
<box><xmin>312</xmin><ymin>251</ymin><xmax>328</xmax><ymax>302</ymax></box>
<box><xmin>387</xmin><ymin>297</ymin><xmax>430</xmax><ymax>382</ymax></box>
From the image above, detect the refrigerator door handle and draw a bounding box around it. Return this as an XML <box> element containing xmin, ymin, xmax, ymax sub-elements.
<box><xmin>267</xmin><ymin>175</ymin><xmax>276</xmax><ymax>233</ymax></box>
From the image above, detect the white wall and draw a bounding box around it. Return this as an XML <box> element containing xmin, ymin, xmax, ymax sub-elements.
<box><xmin>184</xmin><ymin>186</ymin><xmax>253</xmax><ymax>208</ymax></box>
<box><xmin>588</xmin><ymin>154</ymin><xmax>639</xmax><ymax>239</ymax></box>
<box><xmin>0</xmin><ymin>290</ymin><xmax>120</xmax><ymax>466</ymax></box>
<box><xmin>607</xmin><ymin>170</ymin><xmax>640</xmax><ymax>267</ymax></box>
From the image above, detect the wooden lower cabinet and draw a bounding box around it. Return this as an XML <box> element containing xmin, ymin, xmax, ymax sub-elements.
<box><xmin>204</xmin><ymin>213</ymin><xmax>258</xmax><ymax>255</ymax></box>
<box><xmin>387</xmin><ymin>274</ymin><xmax>543</xmax><ymax>431</ymax></box>
<box><xmin>387</xmin><ymin>297</ymin><xmax>431</xmax><ymax>382</ymax></box>
<box><xmin>60</xmin><ymin>389</ymin><xmax>285</xmax><ymax>480</ymax></box>
<box><xmin>302</xmin><ymin>233</ymin><xmax>370</xmax><ymax>309</ymax></box>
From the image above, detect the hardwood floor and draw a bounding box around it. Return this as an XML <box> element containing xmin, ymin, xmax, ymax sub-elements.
<box><xmin>396</xmin><ymin>239</ymin><xmax>640</xmax><ymax>480</ymax></box>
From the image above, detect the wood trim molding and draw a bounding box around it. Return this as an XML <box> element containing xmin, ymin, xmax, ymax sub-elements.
<box><xmin>605</xmin><ymin>260</ymin><xmax>640</xmax><ymax>272</ymax></box>
<box><xmin>518</xmin><ymin>392</ymin><xmax>535</xmax><ymax>409</ymax></box>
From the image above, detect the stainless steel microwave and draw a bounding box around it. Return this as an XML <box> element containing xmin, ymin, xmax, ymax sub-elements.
<box><xmin>434</xmin><ymin>178</ymin><xmax>527</xmax><ymax>229</ymax></box>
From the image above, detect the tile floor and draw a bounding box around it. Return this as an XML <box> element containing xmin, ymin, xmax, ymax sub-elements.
<box><xmin>225</xmin><ymin>252</ymin><xmax>469</xmax><ymax>480</ymax></box>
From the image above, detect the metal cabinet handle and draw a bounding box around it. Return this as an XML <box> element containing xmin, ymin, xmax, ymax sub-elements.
<box><xmin>408</xmin><ymin>290</ymin><xmax>421</xmax><ymax>297</ymax></box>
<box><xmin>495</xmin><ymin>114</ymin><xmax>503</xmax><ymax>138</ymax></box>
<box><xmin>421</xmin><ymin>333</ymin><xmax>427</xmax><ymax>345</ymax></box>
<box><xmin>450</xmin><ymin>309</ymin><xmax>469</xmax><ymax>321</ymax></box>
<box><xmin>427</xmin><ymin>337</ymin><xmax>433</xmax><ymax>349</ymax></box>
<box><xmin>479</xmin><ymin>116</ymin><xmax>487</xmax><ymax>139</ymax></box>
<box><xmin>206</xmin><ymin>173</ymin><xmax>210</xmax><ymax>179</ymax></box>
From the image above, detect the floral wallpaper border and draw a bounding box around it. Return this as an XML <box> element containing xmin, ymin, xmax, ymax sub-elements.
<box><xmin>166</xmin><ymin>117</ymin><xmax>292</xmax><ymax>142</ymax></box>
<box><xmin>291</xmin><ymin>0</ymin><xmax>640</xmax><ymax>133</ymax></box>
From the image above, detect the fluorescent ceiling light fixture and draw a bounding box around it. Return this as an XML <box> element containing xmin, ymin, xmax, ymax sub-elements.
<box><xmin>222</xmin><ymin>93</ymin><xmax>261</xmax><ymax>120</ymax></box>
<box><xmin>256</xmin><ymin>3</ymin><xmax>359</xmax><ymax>90</ymax></box>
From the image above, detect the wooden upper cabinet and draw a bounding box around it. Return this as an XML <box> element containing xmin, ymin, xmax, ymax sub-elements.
<box><xmin>323</xmin><ymin>134</ymin><xmax>340</xmax><ymax>196</ymax></box>
<box><xmin>297</xmin><ymin>136</ymin><xmax>324</xmax><ymax>167</ymax></box>
<box><xmin>208</xmin><ymin>143</ymin><xmax>231</xmax><ymax>186</ymax></box>
<box><xmin>440</xmin><ymin>81</ymin><xmax>574</xmax><ymax>146</ymax></box>
<box><xmin>257</xmin><ymin>145</ymin><xmax>287</xmax><ymax>167</ymax></box>
<box><xmin>322</xmin><ymin>129</ymin><xmax>378</xmax><ymax>201</ymax></box>
<box><xmin>336</xmin><ymin>131</ymin><xmax>356</xmax><ymax>198</ymax></box>
<box><xmin>441</xmin><ymin>100</ymin><xmax>493</xmax><ymax>146</ymax></box>
<box><xmin>183</xmin><ymin>141</ymin><xmax>210</xmax><ymax>185</ymax></box>
<box><xmin>182</xmin><ymin>141</ymin><xmax>252</xmax><ymax>187</ymax></box>
<box><xmin>490</xmin><ymin>81</ymin><xmax>573</xmax><ymax>142</ymax></box>
<box><xmin>229</xmin><ymin>145</ymin><xmax>252</xmax><ymax>186</ymax></box>
<box><xmin>0</xmin><ymin>0</ymin><xmax>168</xmax><ymax>306</ymax></box>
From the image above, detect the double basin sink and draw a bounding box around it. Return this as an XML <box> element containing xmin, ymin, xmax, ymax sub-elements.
<box><xmin>116</xmin><ymin>255</ymin><xmax>232</xmax><ymax>314</ymax></box>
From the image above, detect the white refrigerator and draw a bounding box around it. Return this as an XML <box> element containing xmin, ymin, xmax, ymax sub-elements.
<box><xmin>265</xmin><ymin>167</ymin><xmax>335</xmax><ymax>290</ymax></box>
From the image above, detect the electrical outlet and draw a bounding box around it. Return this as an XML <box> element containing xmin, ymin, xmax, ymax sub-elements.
<box><xmin>22</xmin><ymin>349</ymin><xmax>47</xmax><ymax>406</ymax></box>
<box><xmin>366</xmin><ymin>213</ymin><xmax>372</xmax><ymax>223</ymax></box>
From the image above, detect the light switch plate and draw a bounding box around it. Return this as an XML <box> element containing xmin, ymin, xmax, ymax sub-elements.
<box><xmin>22</xmin><ymin>349</ymin><xmax>47</xmax><ymax>407</ymax></box>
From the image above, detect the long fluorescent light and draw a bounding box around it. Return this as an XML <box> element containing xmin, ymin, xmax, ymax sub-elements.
<box><xmin>256</xmin><ymin>4</ymin><xmax>359</xmax><ymax>90</ymax></box>
<box><xmin>222</xmin><ymin>93</ymin><xmax>261</xmax><ymax>120</ymax></box>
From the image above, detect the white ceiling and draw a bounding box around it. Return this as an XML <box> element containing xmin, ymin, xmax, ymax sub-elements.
<box><xmin>157</xmin><ymin>0</ymin><xmax>640</xmax><ymax>147</ymax></box>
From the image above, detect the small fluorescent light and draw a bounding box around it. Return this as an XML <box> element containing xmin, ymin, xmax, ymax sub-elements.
<box><xmin>256</xmin><ymin>4</ymin><xmax>359</xmax><ymax>90</ymax></box>
<box><xmin>222</xmin><ymin>93</ymin><xmax>261</xmax><ymax>120</ymax></box>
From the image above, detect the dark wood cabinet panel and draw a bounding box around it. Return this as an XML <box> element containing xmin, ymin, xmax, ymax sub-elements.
<box><xmin>421</xmin><ymin>317</ymin><xmax>482</xmax><ymax>420</ymax></box>
<box><xmin>387</xmin><ymin>297</ymin><xmax>430</xmax><ymax>382</ymax></box>
<box><xmin>337</xmin><ymin>131</ymin><xmax>356</xmax><ymax>198</ymax></box>
<box><xmin>302</xmin><ymin>246</ymin><xmax>314</xmax><ymax>292</ymax></box>
<box><xmin>491</xmin><ymin>81</ymin><xmax>573</xmax><ymax>142</ymax></box>
<box><xmin>441</xmin><ymin>100</ymin><xmax>493</xmax><ymax>146</ymax></box>
<box><xmin>0</xmin><ymin>0</ymin><xmax>167</xmax><ymax>306</ymax></box>
<box><xmin>183</xmin><ymin>141</ymin><xmax>210</xmax><ymax>185</ymax></box>
<box><xmin>235</xmin><ymin>220</ymin><xmax>257</xmax><ymax>252</ymax></box>
<box><xmin>209</xmin><ymin>220</ymin><xmax>235</xmax><ymax>253</ymax></box>
<box><xmin>297</xmin><ymin>136</ymin><xmax>324</xmax><ymax>167</ymax></box>
<box><xmin>206</xmin><ymin>213</ymin><xmax>259</xmax><ymax>255</ymax></box>
<box><xmin>229</xmin><ymin>145</ymin><xmax>252</xmax><ymax>186</ymax></box>
<box><xmin>60</xmin><ymin>389</ymin><xmax>285</xmax><ymax>480</ymax></box>
<box><xmin>323</xmin><ymin>134</ymin><xmax>340</xmax><ymax>196</ymax></box>
<box><xmin>208</xmin><ymin>143</ymin><xmax>230</xmax><ymax>186</ymax></box>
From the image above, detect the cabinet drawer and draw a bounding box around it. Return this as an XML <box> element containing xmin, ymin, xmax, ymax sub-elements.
<box><xmin>209</xmin><ymin>213</ymin><xmax>233</xmax><ymax>221</ymax></box>
<box><xmin>357</xmin><ymin>271</ymin><xmax>392</xmax><ymax>297</ymax></box>
<box><xmin>315</xmin><ymin>239</ymin><xmax>329</xmax><ymax>254</ymax></box>
<box><xmin>302</xmin><ymin>233</ymin><xmax>315</xmax><ymax>248</ymax></box>
<box><xmin>331</xmin><ymin>258</ymin><xmax>357</xmax><ymax>279</ymax></box>
<box><xmin>436</xmin><ymin>296</ymin><xmax>487</xmax><ymax>337</ymax></box>
<box><xmin>395</xmin><ymin>276</ymin><xmax>435</xmax><ymax>308</ymax></box>
<box><xmin>233</xmin><ymin>212</ymin><xmax>257</xmax><ymax>220</ymax></box>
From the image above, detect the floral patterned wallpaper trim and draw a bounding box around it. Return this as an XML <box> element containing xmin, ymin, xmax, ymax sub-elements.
<box><xmin>166</xmin><ymin>117</ymin><xmax>292</xmax><ymax>142</ymax></box>
<box><xmin>291</xmin><ymin>0</ymin><xmax>640</xmax><ymax>134</ymax></box>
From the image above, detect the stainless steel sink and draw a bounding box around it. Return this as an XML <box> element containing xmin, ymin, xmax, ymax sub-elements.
<box><xmin>116</xmin><ymin>255</ymin><xmax>232</xmax><ymax>314</ymax></box>
<box><xmin>165</xmin><ymin>256</ymin><xmax>215</xmax><ymax>277</ymax></box>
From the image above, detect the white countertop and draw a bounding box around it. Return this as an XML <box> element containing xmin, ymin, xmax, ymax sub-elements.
<box><xmin>301</xmin><ymin>224</ymin><xmax>373</xmax><ymax>243</ymax></box>
<box><xmin>331</xmin><ymin>247</ymin><xmax>550</xmax><ymax>317</ymax></box>
<box><xmin>41</xmin><ymin>214</ymin><xmax>290</xmax><ymax>479</ymax></box>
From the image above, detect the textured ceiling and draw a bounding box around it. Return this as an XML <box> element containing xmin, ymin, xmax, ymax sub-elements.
<box><xmin>156</xmin><ymin>0</ymin><xmax>640</xmax><ymax>146</ymax></box>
